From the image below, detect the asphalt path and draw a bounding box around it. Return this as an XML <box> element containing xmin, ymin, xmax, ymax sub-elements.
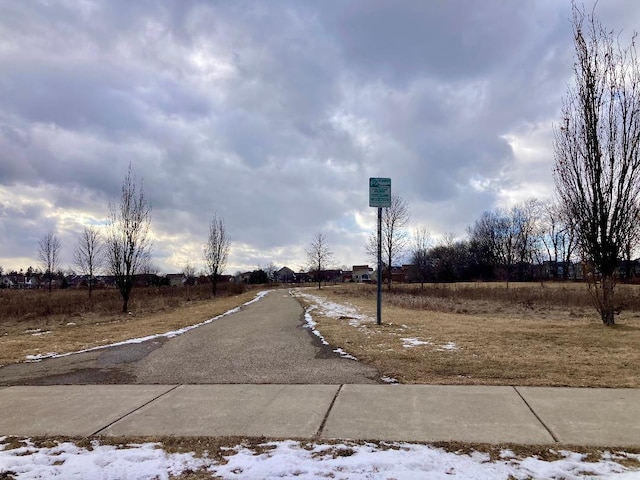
<box><xmin>0</xmin><ymin>290</ymin><xmax>379</xmax><ymax>385</ymax></box>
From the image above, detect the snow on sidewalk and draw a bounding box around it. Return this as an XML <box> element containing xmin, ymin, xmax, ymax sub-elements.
<box><xmin>1</xmin><ymin>437</ymin><xmax>639</xmax><ymax>480</ymax></box>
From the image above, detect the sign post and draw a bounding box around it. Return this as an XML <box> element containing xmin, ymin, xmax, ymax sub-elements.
<box><xmin>369</xmin><ymin>178</ymin><xmax>391</xmax><ymax>326</ymax></box>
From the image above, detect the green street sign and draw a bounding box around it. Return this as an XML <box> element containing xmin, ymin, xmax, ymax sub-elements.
<box><xmin>369</xmin><ymin>177</ymin><xmax>391</xmax><ymax>207</ymax></box>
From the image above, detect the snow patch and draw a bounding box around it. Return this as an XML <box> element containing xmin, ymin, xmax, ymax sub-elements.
<box><xmin>0</xmin><ymin>438</ymin><xmax>210</xmax><ymax>479</ymax></box>
<box><xmin>24</xmin><ymin>329</ymin><xmax>50</xmax><ymax>336</ymax></box>
<box><xmin>1</xmin><ymin>437</ymin><xmax>639</xmax><ymax>480</ymax></box>
<box><xmin>294</xmin><ymin>292</ymin><xmax>373</xmax><ymax>327</ymax></box>
<box><xmin>437</xmin><ymin>341</ymin><xmax>458</xmax><ymax>351</ymax></box>
<box><xmin>401</xmin><ymin>337</ymin><xmax>431</xmax><ymax>348</ymax></box>
<box><xmin>303</xmin><ymin>306</ymin><xmax>358</xmax><ymax>360</ymax></box>
<box><xmin>381</xmin><ymin>375</ymin><xmax>399</xmax><ymax>384</ymax></box>
<box><xmin>401</xmin><ymin>337</ymin><xmax>458</xmax><ymax>352</ymax></box>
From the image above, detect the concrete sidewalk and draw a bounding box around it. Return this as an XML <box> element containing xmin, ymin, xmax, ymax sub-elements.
<box><xmin>0</xmin><ymin>384</ymin><xmax>638</xmax><ymax>446</ymax></box>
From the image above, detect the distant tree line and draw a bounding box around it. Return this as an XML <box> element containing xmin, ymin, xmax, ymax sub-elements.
<box><xmin>408</xmin><ymin>198</ymin><xmax>586</xmax><ymax>285</ymax></box>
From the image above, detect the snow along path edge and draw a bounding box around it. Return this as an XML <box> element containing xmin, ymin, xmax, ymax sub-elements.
<box><xmin>24</xmin><ymin>290</ymin><xmax>271</xmax><ymax>363</ymax></box>
<box><xmin>292</xmin><ymin>289</ymin><xmax>399</xmax><ymax>382</ymax></box>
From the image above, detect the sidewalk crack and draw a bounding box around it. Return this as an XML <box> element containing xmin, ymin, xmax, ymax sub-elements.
<box><xmin>315</xmin><ymin>384</ymin><xmax>343</xmax><ymax>440</ymax></box>
<box><xmin>513</xmin><ymin>386</ymin><xmax>559</xmax><ymax>443</ymax></box>
<box><xmin>90</xmin><ymin>384</ymin><xmax>181</xmax><ymax>436</ymax></box>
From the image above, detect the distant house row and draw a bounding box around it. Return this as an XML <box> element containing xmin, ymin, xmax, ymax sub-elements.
<box><xmin>229</xmin><ymin>266</ymin><xmax>377</xmax><ymax>285</ymax></box>
<box><xmin>4</xmin><ymin>258</ymin><xmax>638</xmax><ymax>290</ymax></box>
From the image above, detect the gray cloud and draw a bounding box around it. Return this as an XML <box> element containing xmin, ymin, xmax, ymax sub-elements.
<box><xmin>0</xmin><ymin>0</ymin><xmax>637</xmax><ymax>274</ymax></box>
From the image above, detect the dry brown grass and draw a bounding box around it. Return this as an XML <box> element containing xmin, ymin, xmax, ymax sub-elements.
<box><xmin>0</xmin><ymin>286</ymin><xmax>258</xmax><ymax>366</ymax></box>
<box><xmin>295</xmin><ymin>283</ymin><xmax>640</xmax><ymax>388</ymax></box>
<box><xmin>0</xmin><ymin>282</ymin><xmax>246</xmax><ymax>319</ymax></box>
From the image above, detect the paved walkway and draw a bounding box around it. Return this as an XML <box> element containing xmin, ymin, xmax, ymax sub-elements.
<box><xmin>0</xmin><ymin>291</ymin><xmax>378</xmax><ymax>385</ymax></box>
<box><xmin>1</xmin><ymin>384</ymin><xmax>638</xmax><ymax>446</ymax></box>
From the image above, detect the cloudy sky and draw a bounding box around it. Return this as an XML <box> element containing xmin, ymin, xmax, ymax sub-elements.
<box><xmin>1</xmin><ymin>0</ymin><xmax>638</xmax><ymax>275</ymax></box>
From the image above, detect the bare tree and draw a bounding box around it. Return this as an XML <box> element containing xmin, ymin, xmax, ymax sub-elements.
<box><xmin>306</xmin><ymin>233</ymin><xmax>333</xmax><ymax>289</ymax></box>
<box><xmin>512</xmin><ymin>199</ymin><xmax>543</xmax><ymax>281</ymax></box>
<box><xmin>183</xmin><ymin>264</ymin><xmax>197</xmax><ymax>285</ymax></box>
<box><xmin>410</xmin><ymin>226</ymin><xmax>432</xmax><ymax>288</ymax></box>
<box><xmin>467</xmin><ymin>200</ymin><xmax>541</xmax><ymax>287</ymax></box>
<box><xmin>73</xmin><ymin>226</ymin><xmax>104</xmax><ymax>298</ymax></box>
<box><xmin>540</xmin><ymin>201</ymin><xmax>578</xmax><ymax>280</ymax></box>
<box><xmin>263</xmin><ymin>262</ymin><xmax>278</xmax><ymax>283</ymax></box>
<box><xmin>203</xmin><ymin>214</ymin><xmax>230</xmax><ymax>296</ymax></box>
<box><xmin>468</xmin><ymin>209</ymin><xmax>513</xmax><ymax>284</ymax></box>
<box><xmin>553</xmin><ymin>3</ymin><xmax>640</xmax><ymax>325</ymax></box>
<box><xmin>106</xmin><ymin>165</ymin><xmax>153</xmax><ymax>313</ymax></box>
<box><xmin>38</xmin><ymin>231</ymin><xmax>61</xmax><ymax>293</ymax></box>
<box><xmin>366</xmin><ymin>194</ymin><xmax>410</xmax><ymax>291</ymax></box>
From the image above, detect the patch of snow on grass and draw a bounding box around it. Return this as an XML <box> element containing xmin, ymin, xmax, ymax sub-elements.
<box><xmin>333</xmin><ymin>348</ymin><xmax>358</xmax><ymax>361</ymax></box>
<box><xmin>0</xmin><ymin>438</ymin><xmax>212</xmax><ymax>479</ymax></box>
<box><xmin>1</xmin><ymin>437</ymin><xmax>639</xmax><ymax>480</ymax></box>
<box><xmin>25</xmin><ymin>352</ymin><xmax>58</xmax><ymax>362</ymax></box>
<box><xmin>22</xmin><ymin>290</ymin><xmax>271</xmax><ymax>363</ymax></box>
<box><xmin>303</xmin><ymin>306</ymin><xmax>328</xmax><ymax>346</ymax></box>
<box><xmin>211</xmin><ymin>441</ymin><xmax>639</xmax><ymax>480</ymax></box>
<box><xmin>401</xmin><ymin>338</ymin><xmax>458</xmax><ymax>352</ymax></box>
<box><xmin>381</xmin><ymin>375</ymin><xmax>399</xmax><ymax>384</ymax></box>
<box><xmin>25</xmin><ymin>329</ymin><xmax>51</xmax><ymax>336</ymax></box>
<box><xmin>295</xmin><ymin>292</ymin><xmax>373</xmax><ymax>327</ymax></box>
<box><xmin>437</xmin><ymin>341</ymin><xmax>458</xmax><ymax>351</ymax></box>
<box><xmin>401</xmin><ymin>337</ymin><xmax>431</xmax><ymax>348</ymax></box>
<box><xmin>303</xmin><ymin>306</ymin><xmax>358</xmax><ymax>360</ymax></box>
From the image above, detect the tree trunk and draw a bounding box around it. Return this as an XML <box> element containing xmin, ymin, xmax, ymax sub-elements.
<box><xmin>211</xmin><ymin>274</ymin><xmax>218</xmax><ymax>296</ymax></box>
<box><xmin>122</xmin><ymin>295</ymin><xmax>129</xmax><ymax>313</ymax></box>
<box><xmin>601</xmin><ymin>274</ymin><xmax>616</xmax><ymax>326</ymax></box>
<box><xmin>120</xmin><ymin>280</ymin><xmax>132</xmax><ymax>313</ymax></box>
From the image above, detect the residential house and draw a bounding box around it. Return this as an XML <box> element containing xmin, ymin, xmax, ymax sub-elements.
<box><xmin>320</xmin><ymin>269</ymin><xmax>344</xmax><ymax>284</ymax></box>
<box><xmin>342</xmin><ymin>270</ymin><xmax>353</xmax><ymax>282</ymax></box>
<box><xmin>166</xmin><ymin>273</ymin><xmax>186</xmax><ymax>287</ymax></box>
<box><xmin>296</xmin><ymin>271</ymin><xmax>313</xmax><ymax>283</ymax></box>
<box><xmin>275</xmin><ymin>266</ymin><xmax>296</xmax><ymax>283</ymax></box>
<box><xmin>352</xmin><ymin>265</ymin><xmax>373</xmax><ymax>283</ymax></box>
<box><xmin>235</xmin><ymin>272</ymin><xmax>253</xmax><ymax>284</ymax></box>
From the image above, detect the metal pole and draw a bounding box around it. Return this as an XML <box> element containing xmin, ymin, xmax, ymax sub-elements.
<box><xmin>377</xmin><ymin>206</ymin><xmax>382</xmax><ymax>325</ymax></box>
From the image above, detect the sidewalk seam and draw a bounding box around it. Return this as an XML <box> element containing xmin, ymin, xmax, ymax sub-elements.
<box><xmin>90</xmin><ymin>384</ymin><xmax>181</xmax><ymax>436</ymax></box>
<box><xmin>314</xmin><ymin>384</ymin><xmax>343</xmax><ymax>439</ymax></box>
<box><xmin>513</xmin><ymin>386</ymin><xmax>559</xmax><ymax>443</ymax></box>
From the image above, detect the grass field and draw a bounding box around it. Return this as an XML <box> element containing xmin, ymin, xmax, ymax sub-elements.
<box><xmin>0</xmin><ymin>285</ymin><xmax>257</xmax><ymax>366</ymax></box>
<box><xmin>294</xmin><ymin>282</ymin><xmax>640</xmax><ymax>388</ymax></box>
<box><xmin>2</xmin><ymin>281</ymin><xmax>640</xmax><ymax>388</ymax></box>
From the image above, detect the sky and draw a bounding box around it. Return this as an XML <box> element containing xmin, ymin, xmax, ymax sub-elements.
<box><xmin>1</xmin><ymin>0</ymin><xmax>640</xmax><ymax>276</ymax></box>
